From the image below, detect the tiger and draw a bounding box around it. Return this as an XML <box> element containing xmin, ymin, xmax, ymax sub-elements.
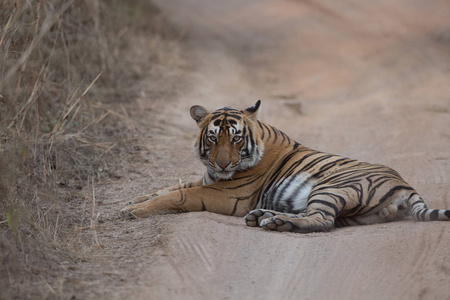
<box><xmin>120</xmin><ymin>100</ymin><xmax>450</xmax><ymax>233</ymax></box>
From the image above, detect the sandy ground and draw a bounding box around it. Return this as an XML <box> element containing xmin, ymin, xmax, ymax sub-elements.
<box><xmin>87</xmin><ymin>1</ymin><xmax>450</xmax><ymax>299</ymax></box>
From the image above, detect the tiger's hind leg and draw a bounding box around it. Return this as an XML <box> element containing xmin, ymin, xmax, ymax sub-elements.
<box><xmin>259</xmin><ymin>190</ymin><xmax>347</xmax><ymax>233</ymax></box>
<box><xmin>244</xmin><ymin>209</ymin><xmax>306</xmax><ymax>227</ymax></box>
<box><xmin>335</xmin><ymin>197</ymin><xmax>410</xmax><ymax>227</ymax></box>
<box><xmin>259</xmin><ymin>185</ymin><xmax>414</xmax><ymax>232</ymax></box>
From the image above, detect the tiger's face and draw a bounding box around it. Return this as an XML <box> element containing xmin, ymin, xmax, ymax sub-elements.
<box><xmin>191</xmin><ymin>101</ymin><xmax>264</xmax><ymax>180</ymax></box>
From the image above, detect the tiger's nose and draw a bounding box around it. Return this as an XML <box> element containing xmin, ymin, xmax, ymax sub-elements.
<box><xmin>217</xmin><ymin>162</ymin><xmax>230</xmax><ymax>170</ymax></box>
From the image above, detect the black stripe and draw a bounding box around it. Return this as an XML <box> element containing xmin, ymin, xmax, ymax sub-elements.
<box><xmin>271</xmin><ymin>126</ymin><xmax>278</xmax><ymax>143</ymax></box>
<box><xmin>223</xmin><ymin>173</ymin><xmax>265</xmax><ymax>190</ymax></box>
<box><xmin>407</xmin><ymin>192</ymin><xmax>418</xmax><ymax>200</ymax></box>
<box><xmin>262</xmin><ymin>123</ymin><xmax>272</xmax><ymax>140</ymax></box>
<box><xmin>308</xmin><ymin>199</ymin><xmax>339</xmax><ymax>216</ymax></box>
<box><xmin>308</xmin><ymin>211</ymin><xmax>324</xmax><ymax>217</ymax></box>
<box><xmin>175</xmin><ymin>190</ymin><xmax>186</xmax><ymax>207</ymax></box>
<box><xmin>380</xmin><ymin>186</ymin><xmax>414</xmax><ymax>204</ymax></box>
<box><xmin>200</xmin><ymin>127</ymin><xmax>208</xmax><ymax>157</ymax></box>
<box><xmin>365</xmin><ymin>179</ymin><xmax>392</xmax><ymax>205</ymax></box>
<box><xmin>248</xmin><ymin>126</ymin><xmax>255</xmax><ymax>151</ymax></box>
<box><xmin>429</xmin><ymin>210</ymin><xmax>439</xmax><ymax>220</ymax></box>
<box><xmin>217</xmin><ymin>107</ymin><xmax>240</xmax><ymax>112</ymax></box>
<box><xmin>409</xmin><ymin>200</ymin><xmax>423</xmax><ymax>207</ymax></box>
<box><xmin>312</xmin><ymin>171</ymin><xmax>364</xmax><ymax>191</ymax></box>
<box><xmin>231</xmin><ymin>190</ymin><xmax>261</xmax><ymax>215</ymax></box>
<box><xmin>242</xmin><ymin>125</ymin><xmax>249</xmax><ymax>151</ymax></box>
<box><xmin>203</xmin><ymin>185</ymin><xmax>221</xmax><ymax>191</ymax></box>
<box><xmin>316</xmin><ymin>208</ymin><xmax>335</xmax><ymax>217</ymax></box>
<box><xmin>210</xmin><ymin>114</ymin><xmax>222</xmax><ymax>121</ymax></box>
<box><xmin>317</xmin><ymin>158</ymin><xmax>348</xmax><ymax>175</ymax></box>
<box><xmin>335</xmin><ymin>218</ymin><xmax>348</xmax><ymax>227</ymax></box>
<box><xmin>259</xmin><ymin>151</ymin><xmax>307</xmax><ymax>207</ymax></box>
<box><xmin>420</xmin><ymin>209</ymin><xmax>427</xmax><ymax>221</ymax></box>
<box><xmin>364</xmin><ymin>186</ymin><xmax>415</xmax><ymax>214</ymax></box>
<box><xmin>257</xmin><ymin>121</ymin><xmax>265</xmax><ymax>139</ymax></box>
<box><xmin>272</xmin><ymin>151</ymin><xmax>317</xmax><ymax>184</ymax></box>
<box><xmin>210</xmin><ymin>113</ymin><xmax>242</xmax><ymax>121</ymax></box>
<box><xmin>311</xmin><ymin>192</ymin><xmax>347</xmax><ymax>208</ymax></box>
<box><xmin>301</xmin><ymin>154</ymin><xmax>334</xmax><ymax>172</ymax></box>
<box><xmin>414</xmin><ymin>210</ymin><xmax>421</xmax><ymax>220</ymax></box>
<box><xmin>315</xmin><ymin>168</ymin><xmax>363</xmax><ymax>185</ymax></box>
<box><xmin>344</xmin><ymin>204</ymin><xmax>364</xmax><ymax>217</ymax></box>
<box><xmin>279</xmin><ymin>130</ymin><xmax>287</xmax><ymax>144</ymax></box>
<box><xmin>339</xmin><ymin>159</ymin><xmax>356</xmax><ymax>166</ymax></box>
<box><xmin>231</xmin><ymin>199</ymin><xmax>239</xmax><ymax>216</ymax></box>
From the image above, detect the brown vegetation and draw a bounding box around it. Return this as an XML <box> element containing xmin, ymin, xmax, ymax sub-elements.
<box><xmin>0</xmin><ymin>1</ymin><xmax>178</xmax><ymax>298</ymax></box>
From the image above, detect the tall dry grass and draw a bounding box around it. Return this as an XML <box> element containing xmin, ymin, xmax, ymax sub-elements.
<box><xmin>0</xmin><ymin>0</ymin><xmax>177</xmax><ymax>298</ymax></box>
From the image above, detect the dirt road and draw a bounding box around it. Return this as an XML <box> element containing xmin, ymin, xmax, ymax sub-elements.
<box><xmin>96</xmin><ymin>1</ymin><xmax>450</xmax><ymax>299</ymax></box>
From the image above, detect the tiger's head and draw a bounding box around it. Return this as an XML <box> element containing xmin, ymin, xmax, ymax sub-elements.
<box><xmin>190</xmin><ymin>100</ymin><xmax>265</xmax><ymax>180</ymax></box>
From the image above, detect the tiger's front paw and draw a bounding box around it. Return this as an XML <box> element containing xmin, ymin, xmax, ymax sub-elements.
<box><xmin>120</xmin><ymin>204</ymin><xmax>149</xmax><ymax>219</ymax></box>
<box><xmin>260</xmin><ymin>216</ymin><xmax>293</xmax><ymax>232</ymax></box>
<box><xmin>244</xmin><ymin>209</ymin><xmax>275</xmax><ymax>227</ymax></box>
<box><xmin>120</xmin><ymin>205</ymin><xmax>138</xmax><ymax>219</ymax></box>
<box><xmin>127</xmin><ymin>190</ymin><xmax>168</xmax><ymax>205</ymax></box>
<box><xmin>128</xmin><ymin>195</ymin><xmax>150</xmax><ymax>205</ymax></box>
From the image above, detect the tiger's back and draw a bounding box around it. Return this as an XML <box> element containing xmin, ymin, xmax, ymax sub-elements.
<box><xmin>121</xmin><ymin>100</ymin><xmax>450</xmax><ymax>233</ymax></box>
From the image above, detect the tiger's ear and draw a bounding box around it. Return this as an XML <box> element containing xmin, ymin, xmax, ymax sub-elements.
<box><xmin>190</xmin><ymin>105</ymin><xmax>209</xmax><ymax>124</ymax></box>
<box><xmin>244</xmin><ymin>100</ymin><xmax>261</xmax><ymax>120</ymax></box>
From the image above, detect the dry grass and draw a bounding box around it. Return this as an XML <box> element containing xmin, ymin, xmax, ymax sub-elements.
<box><xmin>0</xmin><ymin>0</ymin><xmax>179</xmax><ymax>298</ymax></box>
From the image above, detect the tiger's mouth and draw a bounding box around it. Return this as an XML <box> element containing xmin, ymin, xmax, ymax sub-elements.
<box><xmin>214</xmin><ymin>169</ymin><xmax>236</xmax><ymax>180</ymax></box>
<box><xmin>209</xmin><ymin>160</ymin><xmax>240</xmax><ymax>180</ymax></box>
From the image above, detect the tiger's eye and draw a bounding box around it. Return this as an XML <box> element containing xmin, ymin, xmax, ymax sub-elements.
<box><xmin>232</xmin><ymin>136</ymin><xmax>242</xmax><ymax>143</ymax></box>
<box><xmin>208</xmin><ymin>136</ymin><xmax>217</xmax><ymax>143</ymax></box>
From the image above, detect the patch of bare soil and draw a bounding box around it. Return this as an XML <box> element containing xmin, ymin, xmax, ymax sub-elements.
<box><xmin>64</xmin><ymin>1</ymin><xmax>450</xmax><ymax>299</ymax></box>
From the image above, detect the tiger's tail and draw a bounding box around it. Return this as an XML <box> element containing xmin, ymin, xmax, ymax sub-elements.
<box><xmin>408</xmin><ymin>193</ymin><xmax>450</xmax><ymax>221</ymax></box>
